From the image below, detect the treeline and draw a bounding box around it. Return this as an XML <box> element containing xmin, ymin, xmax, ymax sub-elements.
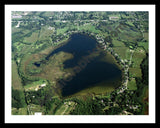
<box><xmin>134</xmin><ymin>54</ymin><xmax>149</xmax><ymax>114</ymax></box>
<box><xmin>136</xmin><ymin>54</ymin><xmax>148</xmax><ymax>97</ymax></box>
<box><xmin>12</xmin><ymin>87</ymin><xmax>27</xmax><ymax>108</ymax></box>
<box><xmin>140</xmin><ymin>54</ymin><xmax>149</xmax><ymax>85</ymax></box>
<box><xmin>70</xmin><ymin>97</ymin><xmax>105</xmax><ymax>115</ymax></box>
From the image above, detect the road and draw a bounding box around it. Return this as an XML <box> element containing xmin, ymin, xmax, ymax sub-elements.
<box><xmin>124</xmin><ymin>49</ymin><xmax>135</xmax><ymax>87</ymax></box>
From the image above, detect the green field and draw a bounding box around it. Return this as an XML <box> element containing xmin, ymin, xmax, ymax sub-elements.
<box><xmin>127</xmin><ymin>78</ymin><xmax>137</xmax><ymax>90</ymax></box>
<box><xmin>112</xmin><ymin>39</ymin><xmax>126</xmax><ymax>47</ymax></box>
<box><xmin>12</xmin><ymin>60</ymin><xmax>23</xmax><ymax>90</ymax></box>
<box><xmin>78</xmin><ymin>24</ymin><xmax>101</xmax><ymax>34</ymax></box>
<box><xmin>113</xmin><ymin>46</ymin><xmax>131</xmax><ymax>60</ymax></box>
<box><xmin>12</xmin><ymin>107</ymin><xmax>28</xmax><ymax>115</ymax></box>
<box><xmin>23</xmin><ymin>31</ymin><xmax>39</xmax><ymax>44</ymax></box>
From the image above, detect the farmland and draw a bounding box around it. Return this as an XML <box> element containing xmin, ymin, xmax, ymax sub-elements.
<box><xmin>11</xmin><ymin>11</ymin><xmax>148</xmax><ymax>115</ymax></box>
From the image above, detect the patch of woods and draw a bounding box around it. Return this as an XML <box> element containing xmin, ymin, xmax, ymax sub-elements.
<box><xmin>135</xmin><ymin>54</ymin><xmax>149</xmax><ymax>114</ymax></box>
<box><xmin>135</xmin><ymin>54</ymin><xmax>148</xmax><ymax>97</ymax></box>
<box><xmin>70</xmin><ymin>97</ymin><xmax>105</xmax><ymax>115</ymax></box>
<box><xmin>12</xmin><ymin>88</ymin><xmax>27</xmax><ymax>109</ymax></box>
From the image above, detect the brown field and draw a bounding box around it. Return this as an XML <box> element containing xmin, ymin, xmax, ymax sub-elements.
<box><xmin>34</xmin><ymin>51</ymin><xmax>73</xmax><ymax>82</ymax></box>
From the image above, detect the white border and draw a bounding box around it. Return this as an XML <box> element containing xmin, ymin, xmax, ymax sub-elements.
<box><xmin>5</xmin><ymin>5</ymin><xmax>155</xmax><ymax>123</ymax></box>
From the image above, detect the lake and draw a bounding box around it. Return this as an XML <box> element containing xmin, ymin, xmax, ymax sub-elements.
<box><xmin>36</xmin><ymin>33</ymin><xmax>122</xmax><ymax>96</ymax></box>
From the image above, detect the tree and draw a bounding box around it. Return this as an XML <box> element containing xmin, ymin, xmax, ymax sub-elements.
<box><xmin>12</xmin><ymin>88</ymin><xmax>26</xmax><ymax>108</ymax></box>
<box><xmin>140</xmin><ymin>55</ymin><xmax>148</xmax><ymax>85</ymax></box>
<box><xmin>105</xmin><ymin>36</ymin><xmax>112</xmax><ymax>43</ymax></box>
<box><xmin>70</xmin><ymin>97</ymin><xmax>104</xmax><ymax>115</ymax></box>
<box><xmin>106</xmin><ymin>107</ymin><xmax>122</xmax><ymax>115</ymax></box>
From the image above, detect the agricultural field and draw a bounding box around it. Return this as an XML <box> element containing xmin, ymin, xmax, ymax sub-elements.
<box><xmin>11</xmin><ymin>11</ymin><xmax>149</xmax><ymax>115</ymax></box>
<box><xmin>113</xmin><ymin>46</ymin><xmax>131</xmax><ymax>60</ymax></box>
<box><xmin>129</xmin><ymin>47</ymin><xmax>146</xmax><ymax>78</ymax></box>
<box><xmin>23</xmin><ymin>31</ymin><xmax>39</xmax><ymax>44</ymax></box>
<box><xmin>127</xmin><ymin>78</ymin><xmax>137</xmax><ymax>90</ymax></box>
<box><xmin>12</xmin><ymin>60</ymin><xmax>23</xmax><ymax>90</ymax></box>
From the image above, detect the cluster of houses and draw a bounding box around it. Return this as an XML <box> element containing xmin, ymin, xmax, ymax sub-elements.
<box><xmin>104</xmin><ymin>46</ymin><xmax>130</xmax><ymax>88</ymax></box>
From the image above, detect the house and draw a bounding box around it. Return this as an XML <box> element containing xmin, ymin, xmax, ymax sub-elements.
<box><xmin>109</xmin><ymin>16</ymin><xmax>119</xmax><ymax>20</ymax></box>
<box><xmin>12</xmin><ymin>15</ymin><xmax>22</xmax><ymax>19</ymax></box>
<box><xmin>34</xmin><ymin>112</ymin><xmax>42</xmax><ymax>115</ymax></box>
<box><xmin>39</xmin><ymin>83</ymin><xmax>46</xmax><ymax>88</ymax></box>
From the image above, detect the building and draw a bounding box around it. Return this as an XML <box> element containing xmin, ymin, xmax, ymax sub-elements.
<box><xmin>34</xmin><ymin>112</ymin><xmax>42</xmax><ymax>115</ymax></box>
<box><xmin>109</xmin><ymin>16</ymin><xmax>119</xmax><ymax>20</ymax></box>
<box><xmin>12</xmin><ymin>15</ymin><xmax>22</xmax><ymax>19</ymax></box>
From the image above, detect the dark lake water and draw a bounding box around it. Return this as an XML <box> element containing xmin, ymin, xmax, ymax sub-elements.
<box><xmin>46</xmin><ymin>34</ymin><xmax>97</xmax><ymax>68</ymax></box>
<box><xmin>61</xmin><ymin>57</ymin><xmax>122</xmax><ymax>96</ymax></box>
<box><xmin>35</xmin><ymin>33</ymin><xmax>122</xmax><ymax>96</ymax></box>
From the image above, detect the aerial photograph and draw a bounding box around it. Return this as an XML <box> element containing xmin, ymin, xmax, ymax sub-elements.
<box><xmin>11</xmin><ymin>11</ymin><xmax>149</xmax><ymax>115</ymax></box>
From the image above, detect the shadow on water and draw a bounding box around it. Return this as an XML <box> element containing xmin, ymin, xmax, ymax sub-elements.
<box><xmin>34</xmin><ymin>33</ymin><xmax>122</xmax><ymax>96</ymax></box>
<box><xmin>61</xmin><ymin>58</ymin><xmax>122</xmax><ymax>97</ymax></box>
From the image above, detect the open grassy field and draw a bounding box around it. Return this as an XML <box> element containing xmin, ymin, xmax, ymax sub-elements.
<box><xmin>112</xmin><ymin>39</ymin><xmax>126</xmax><ymax>47</ymax></box>
<box><xmin>144</xmin><ymin>32</ymin><xmax>148</xmax><ymax>41</ymax></box>
<box><xmin>78</xmin><ymin>24</ymin><xmax>101</xmax><ymax>34</ymax></box>
<box><xmin>129</xmin><ymin>47</ymin><xmax>146</xmax><ymax>78</ymax></box>
<box><xmin>113</xmin><ymin>46</ymin><xmax>131</xmax><ymax>60</ymax></box>
<box><xmin>129</xmin><ymin>68</ymin><xmax>142</xmax><ymax>78</ymax></box>
<box><xmin>132</xmin><ymin>47</ymin><xmax>146</xmax><ymax>68</ymax></box>
<box><xmin>12</xmin><ymin>107</ymin><xmax>28</xmax><ymax>115</ymax></box>
<box><xmin>12</xmin><ymin>60</ymin><xmax>23</xmax><ymax>90</ymax></box>
<box><xmin>127</xmin><ymin>78</ymin><xmax>137</xmax><ymax>90</ymax></box>
<box><xmin>23</xmin><ymin>31</ymin><xmax>39</xmax><ymax>44</ymax></box>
